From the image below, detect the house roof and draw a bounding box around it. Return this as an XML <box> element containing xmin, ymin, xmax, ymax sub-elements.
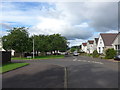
<box><xmin>112</xmin><ymin>32</ymin><xmax>120</xmax><ymax>44</ymax></box>
<box><xmin>82</xmin><ymin>43</ymin><xmax>87</xmax><ymax>46</ymax></box>
<box><xmin>94</xmin><ymin>38</ymin><xmax>99</xmax><ymax>44</ymax></box>
<box><xmin>100</xmin><ymin>33</ymin><xmax>118</xmax><ymax>46</ymax></box>
<box><xmin>88</xmin><ymin>40</ymin><xmax>94</xmax><ymax>44</ymax></box>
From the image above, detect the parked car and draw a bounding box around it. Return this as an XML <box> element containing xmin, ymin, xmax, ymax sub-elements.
<box><xmin>114</xmin><ymin>55</ymin><xmax>120</xmax><ymax>60</ymax></box>
<box><xmin>73</xmin><ymin>51</ymin><xmax>78</xmax><ymax>56</ymax></box>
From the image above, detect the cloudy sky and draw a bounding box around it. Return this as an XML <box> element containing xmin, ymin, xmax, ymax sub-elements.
<box><xmin>1</xmin><ymin>1</ymin><xmax>119</xmax><ymax>47</ymax></box>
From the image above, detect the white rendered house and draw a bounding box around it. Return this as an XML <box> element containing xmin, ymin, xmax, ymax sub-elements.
<box><xmin>93</xmin><ymin>38</ymin><xmax>99</xmax><ymax>51</ymax></box>
<box><xmin>112</xmin><ymin>33</ymin><xmax>120</xmax><ymax>54</ymax></box>
<box><xmin>87</xmin><ymin>40</ymin><xmax>94</xmax><ymax>54</ymax></box>
<box><xmin>0</xmin><ymin>38</ymin><xmax>5</xmax><ymax>51</ymax></box>
<box><xmin>81</xmin><ymin>43</ymin><xmax>87</xmax><ymax>53</ymax></box>
<box><xmin>0</xmin><ymin>38</ymin><xmax>15</xmax><ymax>56</ymax></box>
<box><xmin>97</xmin><ymin>33</ymin><xmax>117</xmax><ymax>54</ymax></box>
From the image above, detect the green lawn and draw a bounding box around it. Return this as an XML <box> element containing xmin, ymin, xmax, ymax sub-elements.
<box><xmin>0</xmin><ymin>63</ymin><xmax>29</xmax><ymax>73</ymax></box>
<box><xmin>12</xmin><ymin>55</ymin><xmax>64</xmax><ymax>60</ymax></box>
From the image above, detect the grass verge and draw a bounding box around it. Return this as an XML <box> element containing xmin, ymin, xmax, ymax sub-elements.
<box><xmin>0</xmin><ymin>63</ymin><xmax>29</xmax><ymax>73</ymax></box>
<box><xmin>12</xmin><ymin>55</ymin><xmax>64</xmax><ymax>60</ymax></box>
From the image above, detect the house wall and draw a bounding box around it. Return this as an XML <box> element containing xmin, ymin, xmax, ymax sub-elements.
<box><xmin>81</xmin><ymin>44</ymin><xmax>87</xmax><ymax>53</ymax></box>
<box><xmin>93</xmin><ymin>39</ymin><xmax>97</xmax><ymax>51</ymax></box>
<box><xmin>0</xmin><ymin>38</ymin><xmax>2</xmax><ymax>50</ymax></box>
<box><xmin>11</xmin><ymin>50</ymin><xmax>15</xmax><ymax>56</ymax></box>
<box><xmin>87</xmin><ymin>42</ymin><xmax>94</xmax><ymax>54</ymax></box>
<box><xmin>112</xmin><ymin>34</ymin><xmax>120</xmax><ymax>50</ymax></box>
<box><xmin>97</xmin><ymin>35</ymin><xmax>105</xmax><ymax>54</ymax></box>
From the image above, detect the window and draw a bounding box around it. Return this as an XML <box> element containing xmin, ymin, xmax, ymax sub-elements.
<box><xmin>118</xmin><ymin>45</ymin><xmax>120</xmax><ymax>50</ymax></box>
<box><xmin>99</xmin><ymin>47</ymin><xmax>100</xmax><ymax>53</ymax></box>
<box><xmin>115</xmin><ymin>45</ymin><xmax>118</xmax><ymax>50</ymax></box>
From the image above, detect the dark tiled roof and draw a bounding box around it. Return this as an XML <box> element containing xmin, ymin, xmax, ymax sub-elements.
<box><xmin>100</xmin><ymin>33</ymin><xmax>118</xmax><ymax>46</ymax></box>
<box><xmin>88</xmin><ymin>40</ymin><xmax>94</xmax><ymax>44</ymax></box>
<box><xmin>82</xmin><ymin>43</ymin><xmax>87</xmax><ymax>46</ymax></box>
<box><xmin>95</xmin><ymin>38</ymin><xmax>99</xmax><ymax>44</ymax></box>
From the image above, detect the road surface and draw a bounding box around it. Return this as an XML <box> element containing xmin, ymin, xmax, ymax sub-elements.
<box><xmin>2</xmin><ymin>55</ymin><xmax>119</xmax><ymax>88</ymax></box>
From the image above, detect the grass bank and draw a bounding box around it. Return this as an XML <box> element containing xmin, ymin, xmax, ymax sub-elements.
<box><xmin>0</xmin><ymin>63</ymin><xmax>29</xmax><ymax>73</ymax></box>
<box><xmin>12</xmin><ymin>55</ymin><xmax>64</xmax><ymax>60</ymax></box>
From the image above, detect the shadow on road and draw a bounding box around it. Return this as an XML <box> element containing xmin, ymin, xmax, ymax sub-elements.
<box><xmin>3</xmin><ymin>66</ymin><xmax>64</xmax><ymax>88</ymax></box>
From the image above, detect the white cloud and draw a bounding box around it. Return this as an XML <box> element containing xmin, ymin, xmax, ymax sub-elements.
<box><xmin>0</xmin><ymin>23</ymin><xmax>12</xmax><ymax>29</ymax></box>
<box><xmin>68</xmin><ymin>39</ymin><xmax>87</xmax><ymax>47</ymax></box>
<box><xmin>1</xmin><ymin>2</ymin><xmax>118</xmax><ymax>46</ymax></box>
<box><xmin>29</xmin><ymin>17</ymin><xmax>93</xmax><ymax>39</ymax></box>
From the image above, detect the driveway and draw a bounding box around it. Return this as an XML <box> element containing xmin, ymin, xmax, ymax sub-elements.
<box><xmin>2</xmin><ymin>55</ymin><xmax>119</xmax><ymax>88</ymax></box>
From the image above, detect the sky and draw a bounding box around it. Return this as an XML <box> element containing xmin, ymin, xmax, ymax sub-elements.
<box><xmin>0</xmin><ymin>1</ymin><xmax>119</xmax><ymax>47</ymax></box>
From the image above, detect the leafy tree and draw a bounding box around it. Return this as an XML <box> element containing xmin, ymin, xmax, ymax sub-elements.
<box><xmin>49</xmin><ymin>34</ymin><xmax>68</xmax><ymax>53</ymax></box>
<box><xmin>2</xmin><ymin>27</ymin><xmax>30</xmax><ymax>57</ymax></box>
<box><xmin>2</xmin><ymin>27</ymin><xmax>68</xmax><ymax>57</ymax></box>
<box><xmin>105</xmin><ymin>48</ymin><xmax>117</xmax><ymax>59</ymax></box>
<box><xmin>70</xmin><ymin>46</ymin><xmax>80</xmax><ymax>52</ymax></box>
<box><xmin>70</xmin><ymin>48</ymin><xmax>76</xmax><ymax>52</ymax></box>
<box><xmin>92</xmin><ymin>50</ymin><xmax>99</xmax><ymax>58</ymax></box>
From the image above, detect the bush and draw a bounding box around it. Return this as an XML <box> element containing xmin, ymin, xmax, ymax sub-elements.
<box><xmin>105</xmin><ymin>48</ymin><xmax>117</xmax><ymax>59</ymax></box>
<box><xmin>92</xmin><ymin>50</ymin><xmax>99</xmax><ymax>58</ymax></box>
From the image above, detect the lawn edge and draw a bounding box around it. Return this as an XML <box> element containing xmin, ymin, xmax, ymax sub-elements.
<box><xmin>2</xmin><ymin>63</ymin><xmax>30</xmax><ymax>74</ymax></box>
<box><xmin>11</xmin><ymin>57</ymin><xmax>64</xmax><ymax>60</ymax></box>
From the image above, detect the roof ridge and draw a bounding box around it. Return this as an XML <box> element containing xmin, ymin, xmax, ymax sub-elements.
<box><xmin>100</xmin><ymin>33</ymin><xmax>118</xmax><ymax>35</ymax></box>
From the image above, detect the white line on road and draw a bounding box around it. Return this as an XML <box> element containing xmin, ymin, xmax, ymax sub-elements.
<box><xmin>73</xmin><ymin>59</ymin><xmax>77</xmax><ymax>61</ymax></box>
<box><xmin>64</xmin><ymin>67</ymin><xmax>68</xmax><ymax>88</ymax></box>
<box><xmin>73</xmin><ymin>56</ymin><xmax>77</xmax><ymax>61</ymax></box>
<box><xmin>76</xmin><ymin>59</ymin><xmax>104</xmax><ymax>64</ymax></box>
<box><xmin>78</xmin><ymin>60</ymin><xmax>82</xmax><ymax>61</ymax></box>
<box><xmin>87</xmin><ymin>61</ymin><xmax>90</xmax><ymax>62</ymax></box>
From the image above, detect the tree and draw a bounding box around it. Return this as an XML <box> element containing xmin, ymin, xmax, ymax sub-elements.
<box><xmin>105</xmin><ymin>48</ymin><xmax>117</xmax><ymax>59</ymax></box>
<box><xmin>49</xmin><ymin>34</ymin><xmax>68</xmax><ymax>53</ymax></box>
<box><xmin>70</xmin><ymin>46</ymin><xmax>80</xmax><ymax>52</ymax></box>
<box><xmin>70</xmin><ymin>48</ymin><xmax>76</xmax><ymax>52</ymax></box>
<box><xmin>92</xmin><ymin>50</ymin><xmax>99</xmax><ymax>58</ymax></box>
<box><xmin>2</xmin><ymin>27</ymin><xmax>30</xmax><ymax>57</ymax></box>
<box><xmin>2</xmin><ymin>27</ymin><xmax>68</xmax><ymax>57</ymax></box>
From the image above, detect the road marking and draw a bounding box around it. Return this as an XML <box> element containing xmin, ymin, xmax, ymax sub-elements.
<box><xmin>73</xmin><ymin>57</ymin><xmax>77</xmax><ymax>61</ymax></box>
<box><xmin>76</xmin><ymin>59</ymin><xmax>104</xmax><ymax>64</ymax></box>
<box><xmin>73</xmin><ymin>59</ymin><xmax>77</xmax><ymax>61</ymax></box>
<box><xmin>91</xmin><ymin>61</ymin><xmax>95</xmax><ymax>63</ymax></box>
<box><xmin>64</xmin><ymin>67</ymin><xmax>68</xmax><ymax>88</ymax></box>
<box><xmin>99</xmin><ymin>62</ymin><xmax>104</xmax><ymax>64</ymax></box>
<box><xmin>82</xmin><ymin>60</ymin><xmax>87</xmax><ymax>62</ymax></box>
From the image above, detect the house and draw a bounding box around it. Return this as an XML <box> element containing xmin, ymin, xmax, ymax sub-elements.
<box><xmin>87</xmin><ymin>40</ymin><xmax>94</xmax><ymax>54</ymax></box>
<box><xmin>0</xmin><ymin>38</ymin><xmax>5</xmax><ymax>51</ymax></box>
<box><xmin>81</xmin><ymin>43</ymin><xmax>87</xmax><ymax>53</ymax></box>
<box><xmin>97</xmin><ymin>33</ymin><xmax>118</xmax><ymax>54</ymax></box>
<box><xmin>93</xmin><ymin>38</ymin><xmax>99</xmax><ymax>51</ymax></box>
<box><xmin>112</xmin><ymin>33</ymin><xmax>120</xmax><ymax>54</ymax></box>
<box><xmin>0</xmin><ymin>38</ymin><xmax>15</xmax><ymax>56</ymax></box>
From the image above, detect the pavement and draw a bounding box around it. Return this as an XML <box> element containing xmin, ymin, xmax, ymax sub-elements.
<box><xmin>2</xmin><ymin>55</ymin><xmax>119</xmax><ymax>88</ymax></box>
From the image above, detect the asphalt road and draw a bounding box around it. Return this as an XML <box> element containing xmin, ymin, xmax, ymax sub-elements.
<box><xmin>2</xmin><ymin>55</ymin><xmax>119</xmax><ymax>88</ymax></box>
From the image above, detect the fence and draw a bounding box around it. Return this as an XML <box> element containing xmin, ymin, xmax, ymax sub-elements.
<box><xmin>1</xmin><ymin>51</ymin><xmax>11</xmax><ymax>64</ymax></box>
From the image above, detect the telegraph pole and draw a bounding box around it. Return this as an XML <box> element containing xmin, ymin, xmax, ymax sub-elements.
<box><xmin>33</xmin><ymin>35</ymin><xmax>35</xmax><ymax>59</ymax></box>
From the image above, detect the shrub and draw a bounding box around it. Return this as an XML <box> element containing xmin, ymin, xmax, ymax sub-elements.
<box><xmin>105</xmin><ymin>48</ymin><xmax>117</xmax><ymax>59</ymax></box>
<box><xmin>92</xmin><ymin>50</ymin><xmax>99</xmax><ymax>58</ymax></box>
